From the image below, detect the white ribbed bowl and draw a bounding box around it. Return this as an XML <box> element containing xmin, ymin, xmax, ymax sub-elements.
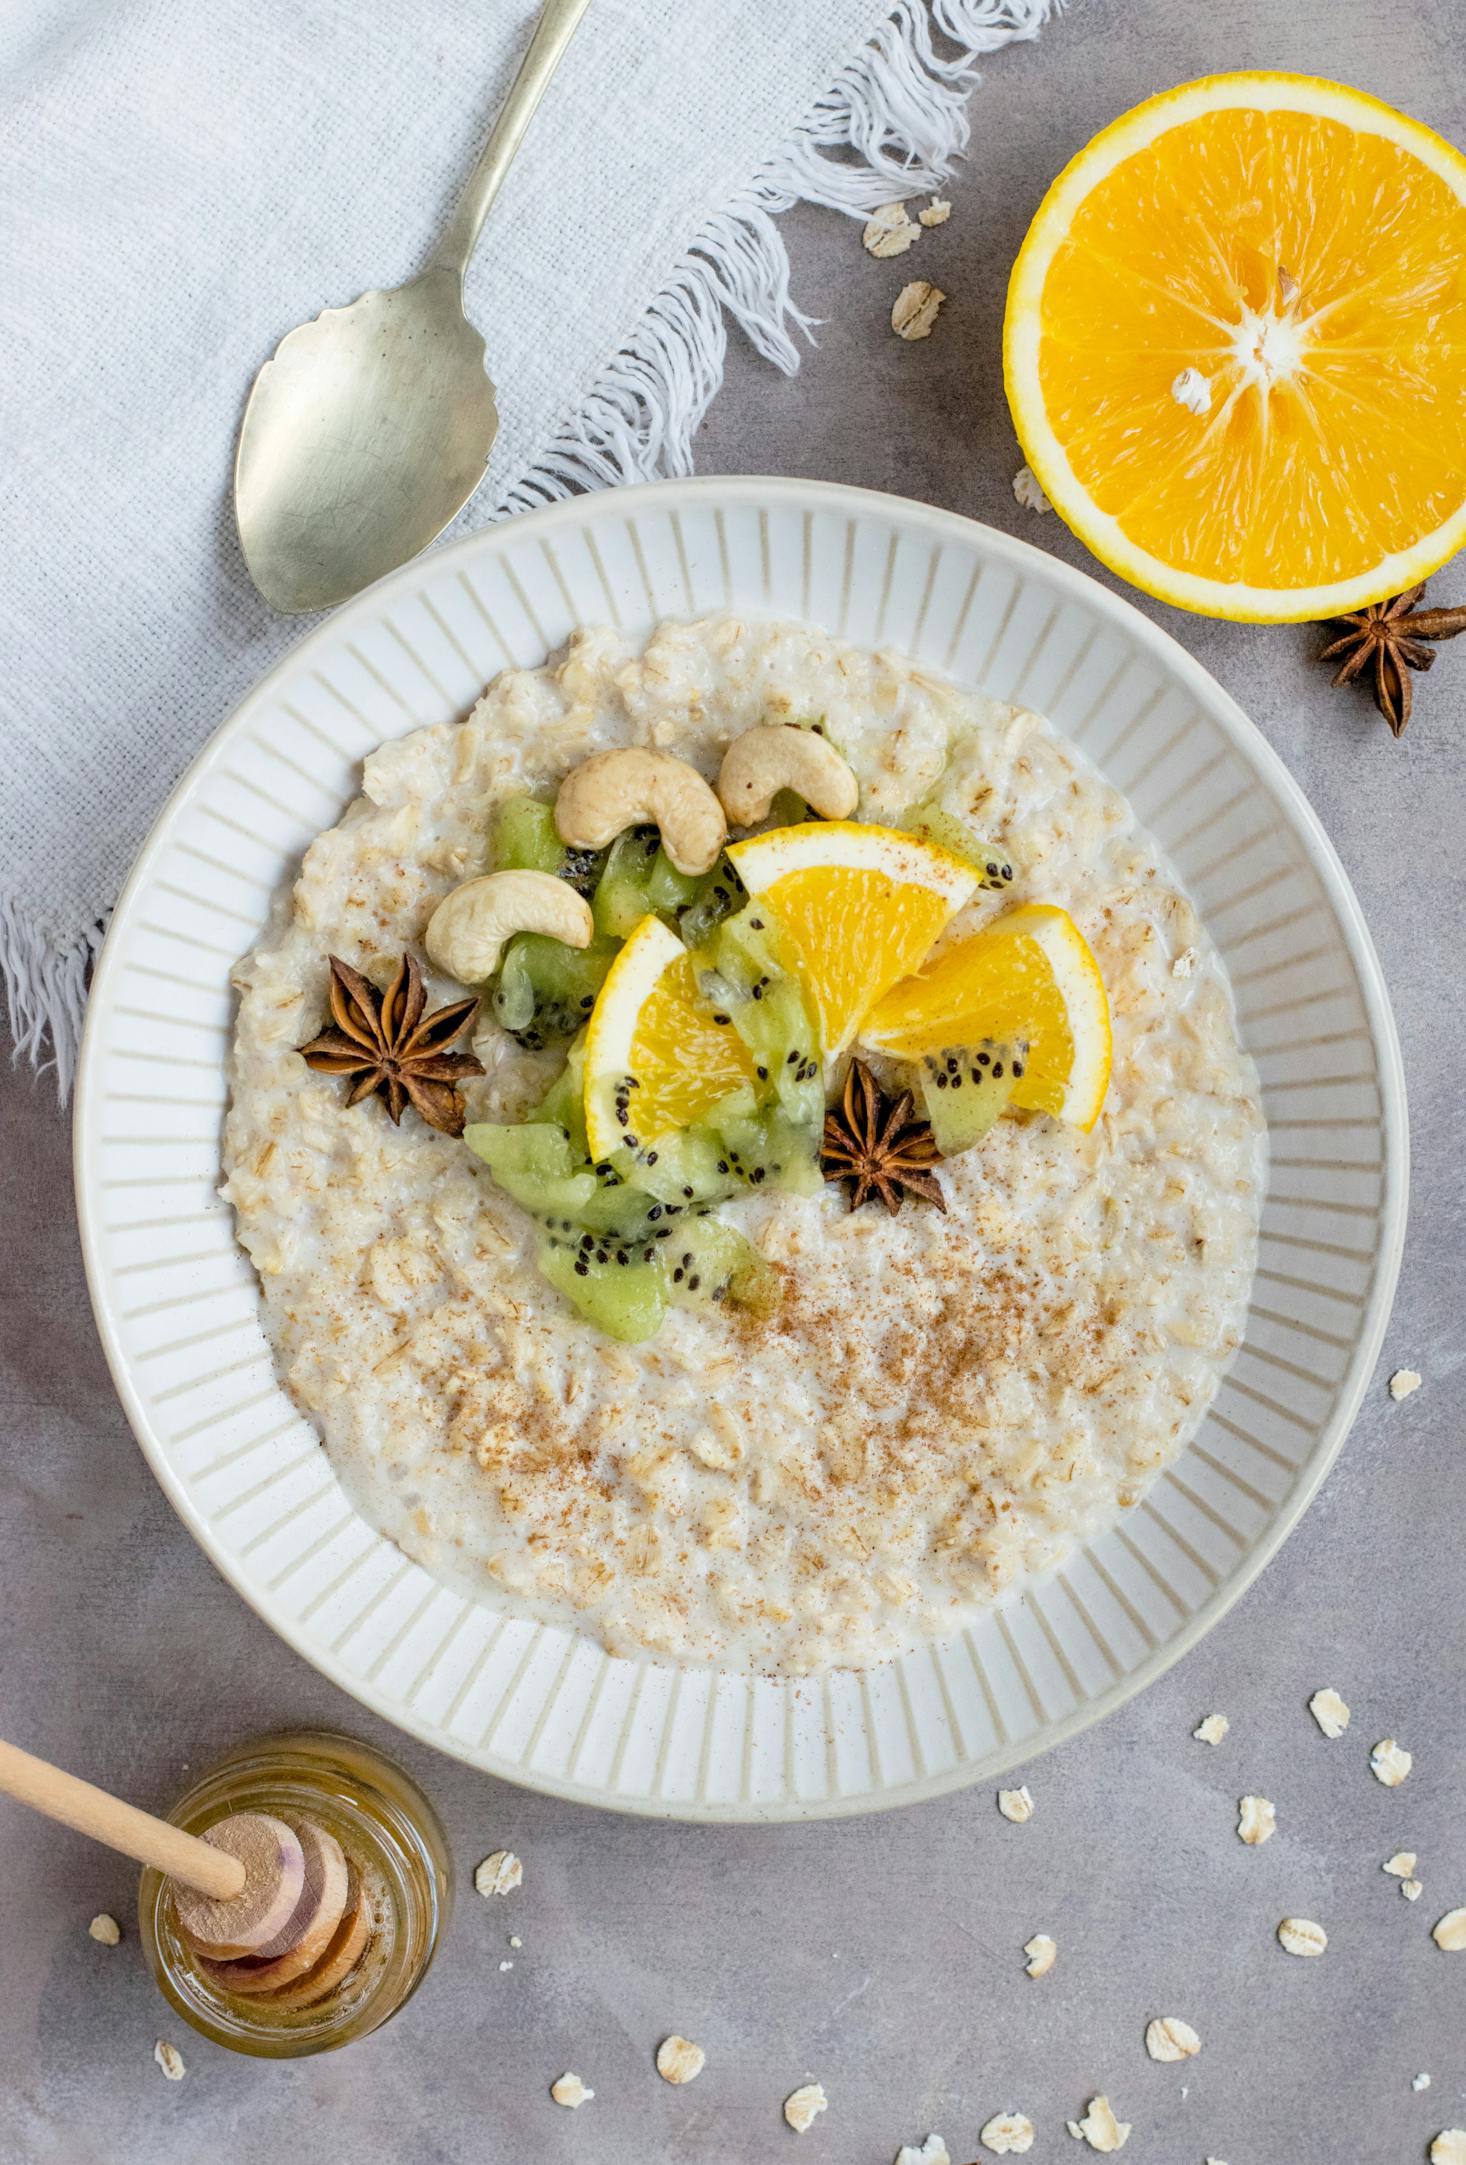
<box><xmin>75</xmin><ymin>477</ymin><xmax>1407</xmax><ymax>1820</ymax></box>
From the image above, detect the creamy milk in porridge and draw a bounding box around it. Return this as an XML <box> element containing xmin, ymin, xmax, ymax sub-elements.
<box><xmin>223</xmin><ymin>616</ymin><xmax>1265</xmax><ymax>1673</ymax></box>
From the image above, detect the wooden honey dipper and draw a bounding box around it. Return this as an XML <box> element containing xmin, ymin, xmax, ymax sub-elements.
<box><xmin>0</xmin><ymin>1736</ymin><xmax>371</xmax><ymax>2003</ymax></box>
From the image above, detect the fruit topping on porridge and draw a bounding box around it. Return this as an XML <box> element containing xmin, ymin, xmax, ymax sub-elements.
<box><xmin>294</xmin><ymin>728</ymin><xmax>1118</xmax><ymax>1343</ymax></box>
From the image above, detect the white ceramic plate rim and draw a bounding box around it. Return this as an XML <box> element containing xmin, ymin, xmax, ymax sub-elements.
<box><xmin>74</xmin><ymin>475</ymin><xmax>1409</xmax><ymax>1818</ymax></box>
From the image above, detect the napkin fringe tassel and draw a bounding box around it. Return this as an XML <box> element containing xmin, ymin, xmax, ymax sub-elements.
<box><xmin>500</xmin><ymin>0</ymin><xmax>1057</xmax><ymax>514</ymax></box>
<box><xmin>2</xmin><ymin>891</ymin><xmax>96</xmax><ymax>1098</ymax></box>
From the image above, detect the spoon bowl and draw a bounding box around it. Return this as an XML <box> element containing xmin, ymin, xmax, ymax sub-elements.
<box><xmin>236</xmin><ymin>268</ymin><xmax>498</xmax><ymax>615</ymax></box>
<box><xmin>234</xmin><ymin>0</ymin><xmax>588</xmax><ymax>615</ymax></box>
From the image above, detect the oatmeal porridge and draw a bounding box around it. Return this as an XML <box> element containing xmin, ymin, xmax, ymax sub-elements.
<box><xmin>223</xmin><ymin>616</ymin><xmax>1265</xmax><ymax>1673</ymax></box>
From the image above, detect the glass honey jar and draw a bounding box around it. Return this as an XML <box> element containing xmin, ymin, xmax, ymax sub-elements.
<box><xmin>137</xmin><ymin>1730</ymin><xmax>451</xmax><ymax>2057</ymax></box>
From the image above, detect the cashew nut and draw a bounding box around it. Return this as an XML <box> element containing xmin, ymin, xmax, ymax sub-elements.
<box><xmin>424</xmin><ymin>870</ymin><xmax>592</xmax><ymax>985</ymax></box>
<box><xmin>716</xmin><ymin>724</ymin><xmax>859</xmax><ymax>825</ymax></box>
<box><xmin>554</xmin><ymin>749</ymin><xmax>726</xmax><ymax>876</ymax></box>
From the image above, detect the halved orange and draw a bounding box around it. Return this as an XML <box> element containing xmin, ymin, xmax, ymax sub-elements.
<box><xmin>1004</xmin><ymin>74</ymin><xmax>1466</xmax><ymax>620</ymax></box>
<box><xmin>725</xmin><ymin>822</ymin><xmax>977</xmax><ymax>1059</ymax></box>
<box><xmin>861</xmin><ymin>903</ymin><xmax>1112</xmax><ymax>1129</ymax></box>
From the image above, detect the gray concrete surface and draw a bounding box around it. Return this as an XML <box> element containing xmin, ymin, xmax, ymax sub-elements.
<box><xmin>4</xmin><ymin>1</ymin><xmax>1465</xmax><ymax>2158</ymax></box>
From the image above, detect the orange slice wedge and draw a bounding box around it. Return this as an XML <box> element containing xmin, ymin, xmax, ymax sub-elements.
<box><xmin>861</xmin><ymin>903</ymin><xmax>1112</xmax><ymax>1129</ymax></box>
<box><xmin>583</xmin><ymin>915</ymin><xmax>755</xmax><ymax>1161</ymax></box>
<box><xmin>1004</xmin><ymin>73</ymin><xmax>1466</xmax><ymax>620</ymax></box>
<box><xmin>725</xmin><ymin>822</ymin><xmax>977</xmax><ymax>1059</ymax></box>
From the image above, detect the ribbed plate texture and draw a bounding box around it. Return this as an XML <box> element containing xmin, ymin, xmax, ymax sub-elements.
<box><xmin>75</xmin><ymin>478</ymin><xmax>1407</xmax><ymax>1820</ymax></box>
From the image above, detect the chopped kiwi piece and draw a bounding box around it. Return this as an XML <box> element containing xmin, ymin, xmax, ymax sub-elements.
<box><xmin>591</xmin><ymin>827</ymin><xmax>662</xmax><ymax>940</ymax></box>
<box><xmin>662</xmin><ymin>1218</ymin><xmax>781</xmax><ymax>1318</ymax></box>
<box><xmin>527</xmin><ymin>1036</ymin><xmax>589</xmax><ymax>1151</ymax></box>
<box><xmin>490</xmin><ymin>932</ymin><xmax>617</xmax><ymax>1047</ymax></box>
<box><xmin>696</xmin><ymin>902</ymin><xmax>823</xmax><ymax>1131</ymax></box>
<box><xmin>677</xmin><ymin>854</ymin><xmax>746</xmax><ymax>947</ymax></box>
<box><xmin>539</xmin><ymin>1240</ymin><xmax>666</xmax><ymax>1343</ymax></box>
<box><xmin>644</xmin><ymin>845</ymin><xmax>703</xmax><ymax>916</ymax></box>
<box><xmin>620</xmin><ymin>1125</ymin><xmax>738</xmax><ymax>1209</ymax></box>
<box><xmin>897</xmin><ymin>800</ymin><xmax>1015</xmax><ymax>892</ymax></box>
<box><xmin>918</xmin><ymin>1039</ymin><xmax>1023</xmax><ymax>1154</ymax></box>
<box><xmin>492</xmin><ymin>794</ymin><xmax>605</xmax><ymax>896</ymax></box>
<box><xmin>705</xmin><ymin>1098</ymin><xmax>823</xmax><ymax>1197</ymax></box>
<box><xmin>463</xmin><ymin>1120</ymin><xmax>600</xmax><ymax>1218</ymax></box>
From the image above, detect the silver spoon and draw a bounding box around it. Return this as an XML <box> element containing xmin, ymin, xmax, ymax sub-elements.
<box><xmin>235</xmin><ymin>0</ymin><xmax>590</xmax><ymax>616</ymax></box>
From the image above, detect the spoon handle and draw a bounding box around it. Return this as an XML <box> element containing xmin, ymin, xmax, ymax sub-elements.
<box><xmin>433</xmin><ymin>0</ymin><xmax>592</xmax><ymax>278</ymax></box>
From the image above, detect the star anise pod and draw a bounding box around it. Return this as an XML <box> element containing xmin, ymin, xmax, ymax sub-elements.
<box><xmin>1319</xmin><ymin>582</ymin><xmax>1466</xmax><ymax>737</ymax></box>
<box><xmin>821</xmin><ymin>1057</ymin><xmax>946</xmax><ymax>1215</ymax></box>
<box><xmin>297</xmin><ymin>953</ymin><xmax>483</xmax><ymax>1136</ymax></box>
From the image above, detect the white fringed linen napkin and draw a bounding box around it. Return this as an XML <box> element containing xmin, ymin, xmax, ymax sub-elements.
<box><xmin>0</xmin><ymin>0</ymin><xmax>1054</xmax><ymax>1088</ymax></box>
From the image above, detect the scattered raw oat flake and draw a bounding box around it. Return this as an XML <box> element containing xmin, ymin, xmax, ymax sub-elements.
<box><xmin>1024</xmin><ymin>1933</ymin><xmax>1057</xmax><ymax>1978</ymax></box>
<box><xmin>550</xmin><ymin>2073</ymin><xmax>594</xmax><ymax>2109</ymax></box>
<box><xmin>980</xmin><ymin>2111</ymin><xmax>1035</xmax><ymax>2154</ymax></box>
<box><xmin>1144</xmin><ymin>2016</ymin><xmax>1200</xmax><ymax>2063</ymax></box>
<box><xmin>998</xmin><ymin>1785</ymin><xmax>1034</xmax><ymax>1823</ymax></box>
<box><xmin>864</xmin><ymin>201</ymin><xmax>920</xmax><ymax>258</ymax></box>
<box><xmin>919</xmin><ymin>198</ymin><xmax>951</xmax><ymax>226</ymax></box>
<box><xmin>1430</xmin><ymin>2135</ymin><xmax>1466</xmax><ymax>2165</ymax></box>
<box><xmin>1404</xmin><ymin>1879</ymin><xmax>1424</xmax><ymax>1901</ymax></box>
<box><xmin>1384</xmin><ymin>1851</ymin><xmax>1418</xmax><ymax>1879</ymax></box>
<box><xmin>1011</xmin><ymin>463</ymin><xmax>1052</xmax><ymax>514</ymax></box>
<box><xmin>153</xmin><ymin>2039</ymin><xmax>185</xmax><ymax>2082</ymax></box>
<box><xmin>474</xmin><ymin>1849</ymin><xmax>522</xmax><ymax>1896</ymax></box>
<box><xmin>1416</xmin><ymin>2074</ymin><xmax>1433</xmax><ymax>2092</ymax></box>
<box><xmin>1309</xmin><ymin>1687</ymin><xmax>1350</xmax><ymax>1738</ymax></box>
<box><xmin>1432</xmin><ymin>1908</ymin><xmax>1466</xmax><ymax>1951</ymax></box>
<box><xmin>891</xmin><ymin>281</ymin><xmax>946</xmax><ymax>340</ymax></box>
<box><xmin>784</xmin><ymin>2083</ymin><xmax>828</xmax><ymax>2133</ymax></box>
<box><xmin>87</xmin><ymin>1913</ymin><xmax>121</xmax><ymax>1946</ymax></box>
<box><xmin>1192</xmin><ymin>1713</ymin><xmax>1228</xmax><ymax>1745</ymax></box>
<box><xmin>896</xmin><ymin>2136</ymin><xmax>950</xmax><ymax>2165</ymax></box>
<box><xmin>1277</xmin><ymin>1916</ymin><xmax>1327</xmax><ymax>1958</ymax></box>
<box><xmin>498</xmin><ymin>1960</ymin><xmax>514</xmax><ymax>1972</ymax></box>
<box><xmin>656</xmin><ymin>2035</ymin><xmax>706</xmax><ymax>2086</ymax></box>
<box><xmin>1370</xmin><ymin>1739</ymin><xmax>1412</xmax><ymax>1787</ymax></box>
<box><xmin>1388</xmin><ymin>1368</ymin><xmax>1422</xmax><ymax>1401</ymax></box>
<box><xmin>1238</xmin><ymin>1794</ymin><xmax>1276</xmax><ymax>1845</ymax></box>
<box><xmin>1069</xmin><ymin>2096</ymin><xmax>1130</xmax><ymax>2152</ymax></box>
